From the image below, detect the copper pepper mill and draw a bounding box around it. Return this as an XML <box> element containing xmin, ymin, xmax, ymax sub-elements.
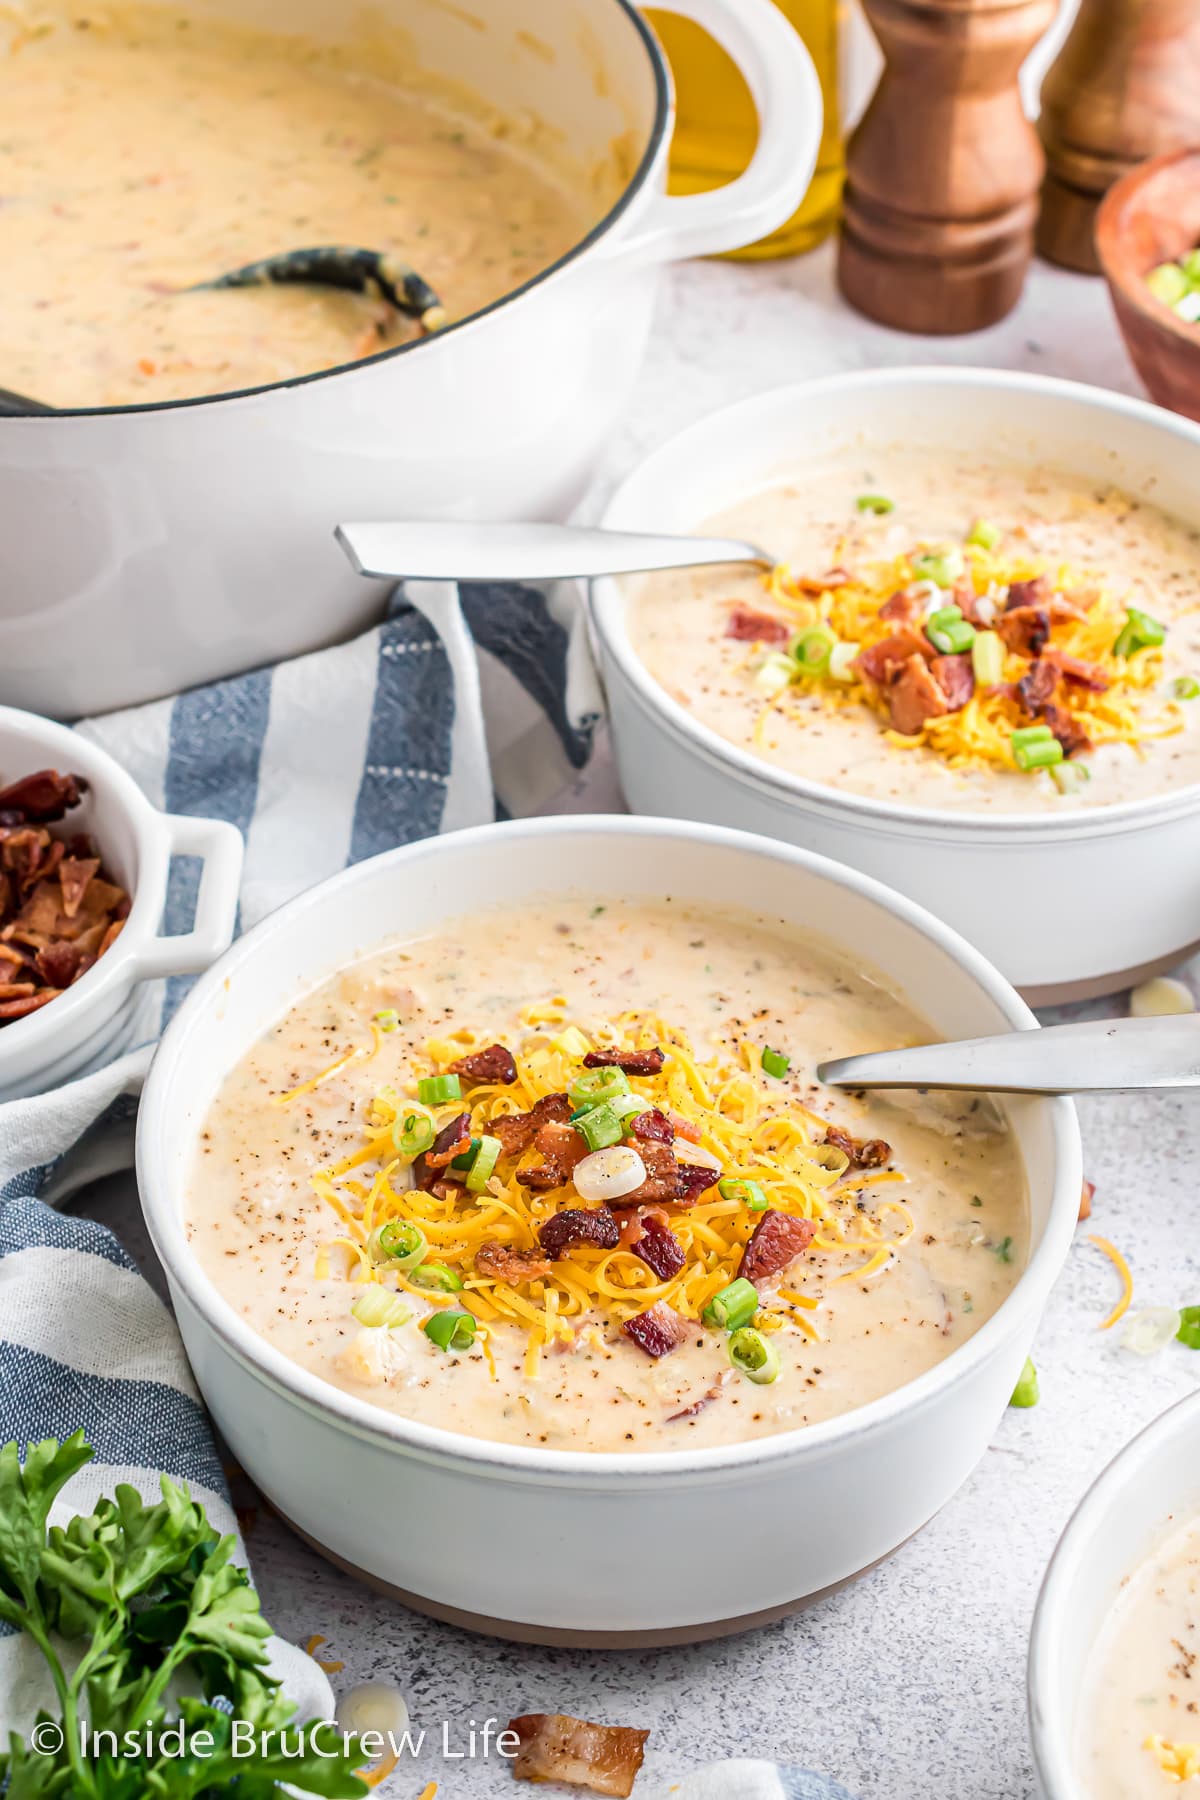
<box><xmin>1037</xmin><ymin>0</ymin><xmax>1200</xmax><ymax>274</ymax></box>
<box><xmin>838</xmin><ymin>0</ymin><xmax>1057</xmax><ymax>335</ymax></box>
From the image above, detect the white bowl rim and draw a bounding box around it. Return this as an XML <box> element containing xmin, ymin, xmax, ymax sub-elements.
<box><xmin>137</xmin><ymin>812</ymin><xmax>1082</xmax><ymax>1481</ymax></box>
<box><xmin>591</xmin><ymin>364</ymin><xmax>1200</xmax><ymax>840</ymax></box>
<box><xmin>0</xmin><ymin>705</ymin><xmax>168</xmax><ymax>1069</ymax></box>
<box><xmin>1027</xmin><ymin>1385</ymin><xmax>1200</xmax><ymax>1800</ymax></box>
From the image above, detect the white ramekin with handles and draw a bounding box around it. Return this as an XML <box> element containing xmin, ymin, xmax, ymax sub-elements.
<box><xmin>136</xmin><ymin>815</ymin><xmax>1081</xmax><ymax>1644</ymax></box>
<box><xmin>588</xmin><ymin>367</ymin><xmax>1200</xmax><ymax>1002</ymax></box>
<box><xmin>0</xmin><ymin>707</ymin><xmax>243</xmax><ymax>1100</ymax></box>
<box><xmin>1028</xmin><ymin>1389</ymin><xmax>1200</xmax><ymax>1799</ymax></box>
<box><xmin>0</xmin><ymin>0</ymin><xmax>820</xmax><ymax>719</ymax></box>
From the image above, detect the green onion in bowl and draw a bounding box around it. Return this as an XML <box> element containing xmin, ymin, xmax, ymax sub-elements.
<box><xmin>856</xmin><ymin>494</ymin><xmax>894</xmax><ymax>515</ymax></box>
<box><xmin>702</xmin><ymin>1277</ymin><xmax>759</xmax><ymax>1332</ymax></box>
<box><xmin>791</xmin><ymin>625</ymin><xmax>838</xmax><ymax>676</ymax></box>
<box><xmin>352</xmin><ymin>1288</ymin><xmax>412</xmax><ymax>1330</ymax></box>
<box><xmin>423</xmin><ymin>1308</ymin><xmax>477</xmax><ymax>1351</ymax></box>
<box><xmin>369</xmin><ymin>1219</ymin><xmax>427</xmax><ymax>1270</ymax></box>
<box><xmin>728</xmin><ymin>1326</ymin><xmax>781</xmax><ymax>1384</ymax></box>
<box><xmin>393</xmin><ymin>1108</ymin><xmax>435</xmax><ymax>1159</ymax></box>
<box><xmin>417</xmin><ymin>1072</ymin><xmax>461</xmax><ymax>1105</ymax></box>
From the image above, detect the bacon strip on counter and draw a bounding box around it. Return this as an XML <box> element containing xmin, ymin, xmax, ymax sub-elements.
<box><xmin>508</xmin><ymin>1715</ymin><xmax>650</xmax><ymax>1799</ymax></box>
<box><xmin>737</xmin><ymin>1209</ymin><xmax>816</xmax><ymax>1284</ymax></box>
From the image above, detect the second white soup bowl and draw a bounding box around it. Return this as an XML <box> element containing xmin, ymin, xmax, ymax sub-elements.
<box><xmin>589</xmin><ymin>368</ymin><xmax>1200</xmax><ymax>1001</ymax></box>
<box><xmin>137</xmin><ymin>817</ymin><xmax>1081</xmax><ymax>1643</ymax></box>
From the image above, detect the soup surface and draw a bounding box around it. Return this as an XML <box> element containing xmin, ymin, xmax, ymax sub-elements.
<box><xmin>187</xmin><ymin>898</ymin><xmax>1027</xmax><ymax>1454</ymax></box>
<box><xmin>0</xmin><ymin>4</ymin><xmax>596</xmax><ymax>406</ymax></box>
<box><xmin>1081</xmin><ymin>1512</ymin><xmax>1200</xmax><ymax>1794</ymax></box>
<box><xmin>628</xmin><ymin>454</ymin><xmax>1200</xmax><ymax>813</ymax></box>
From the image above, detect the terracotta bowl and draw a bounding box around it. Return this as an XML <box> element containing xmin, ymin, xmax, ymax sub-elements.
<box><xmin>1097</xmin><ymin>147</ymin><xmax>1200</xmax><ymax>424</ymax></box>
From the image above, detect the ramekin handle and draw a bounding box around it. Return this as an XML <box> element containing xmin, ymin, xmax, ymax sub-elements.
<box><xmin>605</xmin><ymin>0</ymin><xmax>823</xmax><ymax>266</ymax></box>
<box><xmin>132</xmin><ymin>815</ymin><xmax>244</xmax><ymax>981</ymax></box>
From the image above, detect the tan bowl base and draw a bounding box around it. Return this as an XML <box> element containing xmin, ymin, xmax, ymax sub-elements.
<box><xmin>1021</xmin><ymin>935</ymin><xmax>1200</xmax><ymax>1008</ymax></box>
<box><xmin>274</xmin><ymin>1502</ymin><xmax>923</xmax><ymax>1647</ymax></box>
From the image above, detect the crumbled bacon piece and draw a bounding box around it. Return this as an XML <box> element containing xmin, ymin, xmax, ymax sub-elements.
<box><xmin>886</xmin><ymin>653</ymin><xmax>951</xmax><ymax>735</ymax></box>
<box><xmin>823</xmin><ymin>1126</ymin><xmax>891</xmax><ymax>1170</ymax></box>
<box><xmin>630</xmin><ymin>1108</ymin><xmax>674</xmax><ymax>1144</ymax></box>
<box><xmin>0</xmin><ymin>769</ymin><xmax>85</xmax><ymax>823</ymax></box>
<box><xmin>449</xmin><ymin>1042</ymin><xmax>518</xmax><ymax>1086</ymax></box>
<box><xmin>622</xmin><ymin>1301</ymin><xmax>692</xmax><ymax>1360</ymax></box>
<box><xmin>1079</xmin><ymin>1178</ymin><xmax>1095</xmax><ymax>1222</ymax></box>
<box><xmin>1043</xmin><ymin>703</ymin><xmax>1091</xmax><ymax>758</ymax></box>
<box><xmin>1051</xmin><ymin>650</ymin><xmax>1109</xmax><ymax>692</ymax></box>
<box><xmin>1017</xmin><ymin>658</ymin><xmax>1059</xmax><ymax>714</ymax></box>
<box><xmin>582</xmin><ymin>1047</ymin><xmax>665</xmax><ymax>1076</ymax></box>
<box><xmin>508</xmin><ymin>1715</ymin><xmax>650</xmax><ymax>1799</ymax></box>
<box><xmin>517</xmin><ymin>1120</ymin><xmax>589</xmax><ymax>1191</ymax></box>
<box><xmin>673</xmin><ymin>1162</ymin><xmax>721</xmax><ymax>1205</ymax></box>
<box><xmin>930</xmin><ymin>652</ymin><xmax>974</xmax><ymax>711</ymax></box>
<box><xmin>996</xmin><ymin>606</ymin><xmax>1050</xmax><ymax>658</ymax></box>
<box><xmin>610</xmin><ymin>1140</ymin><xmax>682</xmax><ymax>1206</ymax></box>
<box><xmin>878</xmin><ymin>590</ymin><xmax>924</xmax><ymax>626</ymax></box>
<box><xmin>738</xmin><ymin>1209</ymin><xmax>816</xmax><ymax>1284</ymax></box>
<box><xmin>631</xmin><ymin>1216</ymin><xmax>686</xmax><ymax>1280</ymax></box>
<box><xmin>414</xmin><ymin>1112</ymin><xmax>472</xmax><ymax>1187</ymax></box>
<box><xmin>788</xmin><ymin>567</ymin><xmax>850</xmax><ymax>595</ymax></box>
<box><xmin>1004</xmin><ymin>575</ymin><xmax>1051</xmax><ymax>612</ymax></box>
<box><xmin>58</xmin><ymin>856</ymin><xmax>100</xmax><ymax>920</ymax></box>
<box><xmin>667</xmin><ymin>1383</ymin><xmax>724</xmax><ymax>1423</ymax></box>
<box><xmin>491</xmin><ymin>1092</ymin><xmax>572</xmax><ymax>1158</ymax></box>
<box><xmin>854</xmin><ymin>628</ymin><xmax>934</xmax><ymax>687</ymax></box>
<box><xmin>538</xmin><ymin>1206</ymin><xmax>620</xmax><ymax>1258</ymax></box>
<box><xmin>473</xmin><ymin>1241</ymin><xmax>553</xmax><ymax>1283</ymax></box>
<box><xmin>670</xmin><ymin>1112</ymin><xmax>702</xmax><ymax>1143</ymax></box>
<box><xmin>724</xmin><ymin>606</ymin><xmax>789</xmax><ymax>645</ymax></box>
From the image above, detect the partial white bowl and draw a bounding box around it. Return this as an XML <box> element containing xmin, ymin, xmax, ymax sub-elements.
<box><xmin>0</xmin><ymin>0</ymin><xmax>820</xmax><ymax>719</ymax></box>
<box><xmin>136</xmin><ymin>815</ymin><xmax>1081</xmax><ymax>1644</ymax></box>
<box><xmin>0</xmin><ymin>707</ymin><xmax>243</xmax><ymax>1100</ymax></box>
<box><xmin>1029</xmin><ymin>1388</ymin><xmax>1200</xmax><ymax>1799</ymax></box>
<box><xmin>589</xmin><ymin>367</ymin><xmax>1200</xmax><ymax>1002</ymax></box>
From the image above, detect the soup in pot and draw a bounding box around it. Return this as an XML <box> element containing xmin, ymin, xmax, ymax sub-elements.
<box><xmin>0</xmin><ymin>4</ymin><xmax>600</xmax><ymax>407</ymax></box>
<box><xmin>1080</xmin><ymin>1511</ymin><xmax>1200</xmax><ymax>1794</ymax></box>
<box><xmin>187</xmin><ymin>897</ymin><xmax>1027</xmax><ymax>1454</ymax></box>
<box><xmin>628</xmin><ymin>454</ymin><xmax>1200</xmax><ymax>814</ymax></box>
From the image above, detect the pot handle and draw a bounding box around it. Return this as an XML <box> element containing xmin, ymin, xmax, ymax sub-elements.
<box><xmin>605</xmin><ymin>0</ymin><xmax>823</xmax><ymax>266</ymax></box>
<box><xmin>129</xmin><ymin>814</ymin><xmax>245</xmax><ymax>982</ymax></box>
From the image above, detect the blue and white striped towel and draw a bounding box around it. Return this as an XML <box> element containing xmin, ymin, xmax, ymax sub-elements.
<box><xmin>0</xmin><ymin>578</ymin><xmax>853</xmax><ymax>1798</ymax></box>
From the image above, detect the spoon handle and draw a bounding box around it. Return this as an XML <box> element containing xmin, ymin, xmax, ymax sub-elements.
<box><xmin>336</xmin><ymin>520</ymin><xmax>772</xmax><ymax>584</ymax></box>
<box><xmin>818</xmin><ymin>1013</ymin><xmax>1200</xmax><ymax>1095</ymax></box>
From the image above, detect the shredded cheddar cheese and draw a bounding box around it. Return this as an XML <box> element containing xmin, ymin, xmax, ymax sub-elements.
<box><xmin>1146</xmin><ymin>1734</ymin><xmax>1200</xmax><ymax>1783</ymax></box>
<box><xmin>306</xmin><ymin>1012</ymin><xmax>914</xmax><ymax>1373</ymax></box>
<box><xmin>1090</xmin><ymin>1234</ymin><xmax>1135</xmax><ymax>1329</ymax></box>
<box><xmin>756</xmin><ymin>542</ymin><xmax>1180</xmax><ymax>774</ymax></box>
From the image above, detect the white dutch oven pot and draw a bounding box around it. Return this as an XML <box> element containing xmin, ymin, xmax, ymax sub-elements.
<box><xmin>137</xmin><ymin>816</ymin><xmax>1080</xmax><ymax>1645</ymax></box>
<box><xmin>0</xmin><ymin>0</ymin><xmax>820</xmax><ymax>719</ymax></box>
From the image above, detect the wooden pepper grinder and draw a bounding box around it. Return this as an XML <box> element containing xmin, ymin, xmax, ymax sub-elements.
<box><xmin>838</xmin><ymin>0</ymin><xmax>1056</xmax><ymax>335</ymax></box>
<box><xmin>1038</xmin><ymin>0</ymin><xmax>1200</xmax><ymax>274</ymax></box>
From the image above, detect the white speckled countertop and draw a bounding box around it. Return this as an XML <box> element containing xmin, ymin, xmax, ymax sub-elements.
<box><xmin>81</xmin><ymin>241</ymin><xmax>1200</xmax><ymax>1800</ymax></box>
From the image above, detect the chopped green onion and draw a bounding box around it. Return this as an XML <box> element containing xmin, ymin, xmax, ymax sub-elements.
<box><xmin>1113</xmin><ymin>606</ymin><xmax>1166</xmax><ymax>658</ymax></box>
<box><xmin>828</xmin><ymin>641</ymin><xmax>862</xmax><ymax>683</ymax></box>
<box><xmin>926</xmin><ymin>607</ymin><xmax>976</xmax><ymax>654</ymax></box>
<box><xmin>1182</xmin><ymin>249</ymin><xmax>1200</xmax><ymax>284</ymax></box>
<box><xmin>1011</xmin><ymin>724</ymin><xmax>1053</xmax><ymax>749</ymax></box>
<box><xmin>971</xmin><ymin>629</ymin><xmax>1005</xmax><ymax>686</ymax></box>
<box><xmin>351</xmin><ymin>1288</ymin><xmax>412</xmax><ymax>1329</ymax></box>
<box><xmin>568</xmin><ymin>1066</ymin><xmax>630</xmax><ymax>1109</ymax></box>
<box><xmin>465</xmin><ymin>1134</ymin><xmax>502</xmax><ymax>1194</ymax></box>
<box><xmin>728</xmin><ymin>1327</ymin><xmax>781</xmax><ymax>1384</ymax></box>
<box><xmin>451</xmin><ymin>1136</ymin><xmax>481</xmax><ymax>1171</ymax></box>
<box><xmin>1014</xmin><ymin>736</ymin><xmax>1064</xmax><ymax>771</ymax></box>
<box><xmin>1147</xmin><ymin>261</ymin><xmax>1191</xmax><ymax>307</ymax></box>
<box><xmin>791</xmin><ymin>625</ymin><xmax>839</xmax><ymax>676</ymax></box>
<box><xmin>370</xmin><ymin>1219</ymin><xmax>427</xmax><ymax>1271</ymax></box>
<box><xmin>911</xmin><ymin>547</ymin><xmax>964</xmax><ymax>588</ymax></box>
<box><xmin>761</xmin><ymin>1046</ymin><xmax>790</xmax><ymax>1079</ymax></box>
<box><xmin>1175</xmin><ymin>676</ymin><xmax>1200</xmax><ymax>700</ymax></box>
<box><xmin>575</xmin><ymin>1102</ymin><xmax>625</xmax><ymax>1152</ymax></box>
<box><xmin>1008</xmin><ymin>1355</ymin><xmax>1039</xmax><ymax>1408</ymax></box>
<box><xmin>410</xmin><ymin>1262</ymin><xmax>464</xmax><ymax>1293</ymax></box>
<box><xmin>994</xmin><ymin>1236</ymin><xmax>1014</xmax><ymax>1262</ymax></box>
<box><xmin>1177</xmin><ymin>1306</ymin><xmax>1200</xmax><ymax>1350</ymax></box>
<box><xmin>552</xmin><ymin>1026</ymin><xmax>591</xmax><ymax>1057</ymax></box>
<box><xmin>966</xmin><ymin>519</ymin><xmax>1002</xmax><ymax>551</ymax></box>
<box><xmin>856</xmin><ymin>493</ymin><xmax>894</xmax><ymax>515</ymax></box>
<box><xmin>1050</xmin><ymin>761</ymin><xmax>1089</xmax><ymax>796</ymax></box>
<box><xmin>374</xmin><ymin>1008</ymin><xmax>400</xmax><ymax>1033</ymax></box>
<box><xmin>702</xmin><ymin>1278</ymin><xmax>760</xmax><ymax>1332</ymax></box>
<box><xmin>422</xmin><ymin>1308</ymin><xmax>477</xmax><ymax>1351</ymax></box>
<box><xmin>417</xmin><ymin>1073</ymin><xmax>462</xmax><ymax>1106</ymax></box>
<box><xmin>609</xmin><ymin>1093</ymin><xmax>652</xmax><ymax>1124</ymax></box>
<box><xmin>755</xmin><ymin>651</ymin><xmax>795</xmax><ymax>696</ymax></box>
<box><xmin>718</xmin><ymin>1177</ymin><xmax>768</xmax><ymax>1212</ymax></box>
<box><xmin>393</xmin><ymin>1109</ymin><xmax>435</xmax><ymax>1159</ymax></box>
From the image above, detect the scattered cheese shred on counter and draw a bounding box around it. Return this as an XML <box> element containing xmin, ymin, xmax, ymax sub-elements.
<box><xmin>1089</xmin><ymin>1234</ymin><xmax>1135</xmax><ymax>1330</ymax></box>
<box><xmin>306</xmin><ymin>1011</ymin><xmax>914</xmax><ymax>1373</ymax></box>
<box><xmin>303</xmin><ymin>1632</ymin><xmax>344</xmax><ymax>1674</ymax></box>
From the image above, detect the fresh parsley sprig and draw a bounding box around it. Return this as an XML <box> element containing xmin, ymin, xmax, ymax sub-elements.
<box><xmin>0</xmin><ymin>1432</ymin><xmax>367</xmax><ymax>1797</ymax></box>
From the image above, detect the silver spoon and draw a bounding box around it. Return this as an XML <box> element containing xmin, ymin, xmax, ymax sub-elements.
<box><xmin>819</xmin><ymin>1013</ymin><xmax>1200</xmax><ymax>1096</ymax></box>
<box><xmin>336</xmin><ymin>520</ymin><xmax>774</xmax><ymax>583</ymax></box>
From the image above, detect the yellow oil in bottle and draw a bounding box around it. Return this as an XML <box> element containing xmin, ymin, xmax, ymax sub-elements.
<box><xmin>645</xmin><ymin>4</ymin><xmax>842</xmax><ymax>258</ymax></box>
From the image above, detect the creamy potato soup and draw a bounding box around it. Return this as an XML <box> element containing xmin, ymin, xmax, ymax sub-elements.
<box><xmin>1081</xmin><ymin>1513</ymin><xmax>1200</xmax><ymax>1794</ymax></box>
<box><xmin>0</xmin><ymin>5</ymin><xmax>599</xmax><ymax>407</ymax></box>
<box><xmin>629</xmin><ymin>454</ymin><xmax>1200</xmax><ymax>813</ymax></box>
<box><xmin>187</xmin><ymin>899</ymin><xmax>1027</xmax><ymax>1453</ymax></box>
